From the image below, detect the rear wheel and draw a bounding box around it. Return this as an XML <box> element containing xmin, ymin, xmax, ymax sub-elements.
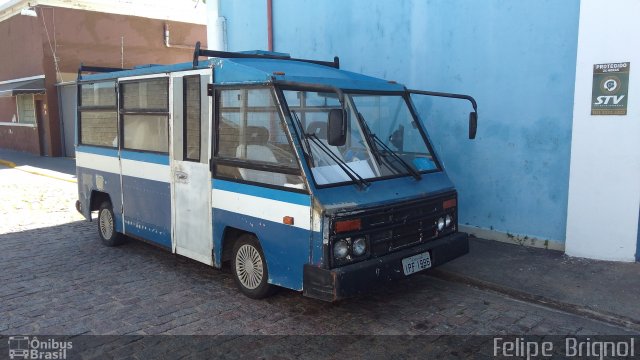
<box><xmin>232</xmin><ymin>234</ymin><xmax>276</xmax><ymax>299</ymax></box>
<box><xmin>97</xmin><ymin>201</ymin><xmax>126</xmax><ymax>247</ymax></box>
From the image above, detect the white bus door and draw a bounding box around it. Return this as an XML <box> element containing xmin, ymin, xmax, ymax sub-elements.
<box><xmin>170</xmin><ymin>71</ymin><xmax>213</xmax><ymax>265</ymax></box>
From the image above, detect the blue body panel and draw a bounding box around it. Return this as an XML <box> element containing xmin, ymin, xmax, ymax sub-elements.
<box><xmin>120</xmin><ymin>150</ymin><xmax>170</xmax><ymax>165</ymax></box>
<box><xmin>80</xmin><ymin>57</ymin><xmax>405</xmax><ymax>92</ymax></box>
<box><xmin>213</xmin><ymin>208</ymin><xmax>316</xmax><ymax>290</ymax></box>
<box><xmin>120</xmin><ymin>151</ymin><xmax>171</xmax><ymax>248</ymax></box>
<box><xmin>76</xmin><ymin>145</ymin><xmax>119</xmax><ymax>157</ymax></box>
<box><xmin>122</xmin><ymin>175</ymin><xmax>171</xmax><ymax>248</ymax></box>
<box><xmin>76</xmin><ymin>147</ymin><xmax>172</xmax><ymax>249</ymax></box>
<box><xmin>211</xmin><ymin>179</ymin><xmax>314</xmax><ymax>290</ymax></box>
<box><xmin>77</xmin><ymin>165</ymin><xmax>124</xmax><ymax>233</ymax></box>
<box><xmin>636</xmin><ymin>207</ymin><xmax>640</xmax><ymax>262</ymax></box>
<box><xmin>312</xmin><ymin>171</ymin><xmax>455</xmax><ymax>210</ymax></box>
<box><xmin>213</xmin><ymin>179</ymin><xmax>310</xmax><ymax>206</ymax></box>
<box><xmin>81</xmin><ymin>62</ymin><xmax>205</xmax><ymax>82</ymax></box>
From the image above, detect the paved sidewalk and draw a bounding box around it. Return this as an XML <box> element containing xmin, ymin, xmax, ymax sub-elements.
<box><xmin>434</xmin><ymin>238</ymin><xmax>640</xmax><ymax>330</ymax></box>
<box><xmin>0</xmin><ymin>148</ymin><xmax>76</xmax><ymax>182</ymax></box>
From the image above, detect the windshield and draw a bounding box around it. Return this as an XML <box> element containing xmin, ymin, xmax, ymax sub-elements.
<box><xmin>283</xmin><ymin>90</ymin><xmax>439</xmax><ymax>186</ymax></box>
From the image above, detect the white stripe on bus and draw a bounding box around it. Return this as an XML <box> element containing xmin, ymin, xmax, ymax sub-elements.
<box><xmin>212</xmin><ymin>189</ymin><xmax>313</xmax><ymax>231</ymax></box>
<box><xmin>76</xmin><ymin>152</ymin><xmax>120</xmax><ymax>173</ymax></box>
<box><xmin>76</xmin><ymin>152</ymin><xmax>170</xmax><ymax>183</ymax></box>
<box><xmin>121</xmin><ymin>159</ymin><xmax>169</xmax><ymax>183</ymax></box>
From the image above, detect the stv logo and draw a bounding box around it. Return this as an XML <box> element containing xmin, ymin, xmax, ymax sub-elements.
<box><xmin>594</xmin><ymin>75</ymin><xmax>625</xmax><ymax>105</ymax></box>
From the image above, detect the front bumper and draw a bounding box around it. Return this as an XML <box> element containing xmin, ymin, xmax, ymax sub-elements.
<box><xmin>303</xmin><ymin>232</ymin><xmax>469</xmax><ymax>301</ymax></box>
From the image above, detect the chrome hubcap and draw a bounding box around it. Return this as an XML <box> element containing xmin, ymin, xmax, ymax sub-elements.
<box><xmin>235</xmin><ymin>244</ymin><xmax>264</xmax><ymax>290</ymax></box>
<box><xmin>99</xmin><ymin>209</ymin><xmax>113</xmax><ymax>239</ymax></box>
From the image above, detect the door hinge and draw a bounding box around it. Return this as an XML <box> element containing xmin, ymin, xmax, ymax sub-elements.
<box><xmin>207</xmin><ymin>84</ymin><xmax>214</xmax><ymax>97</ymax></box>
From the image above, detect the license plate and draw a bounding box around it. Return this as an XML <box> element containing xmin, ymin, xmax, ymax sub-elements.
<box><xmin>402</xmin><ymin>251</ymin><xmax>432</xmax><ymax>275</ymax></box>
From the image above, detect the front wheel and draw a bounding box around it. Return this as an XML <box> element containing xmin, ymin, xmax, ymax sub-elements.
<box><xmin>232</xmin><ymin>234</ymin><xmax>276</xmax><ymax>299</ymax></box>
<box><xmin>97</xmin><ymin>201</ymin><xmax>126</xmax><ymax>247</ymax></box>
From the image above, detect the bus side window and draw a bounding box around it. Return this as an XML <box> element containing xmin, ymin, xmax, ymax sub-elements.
<box><xmin>78</xmin><ymin>81</ymin><xmax>118</xmax><ymax>148</ymax></box>
<box><xmin>121</xmin><ymin>78</ymin><xmax>170</xmax><ymax>153</ymax></box>
<box><xmin>215</xmin><ymin>88</ymin><xmax>306</xmax><ymax>190</ymax></box>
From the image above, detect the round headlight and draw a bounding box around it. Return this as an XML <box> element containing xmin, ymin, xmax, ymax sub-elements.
<box><xmin>333</xmin><ymin>239</ymin><xmax>349</xmax><ymax>259</ymax></box>
<box><xmin>437</xmin><ymin>217</ymin><xmax>445</xmax><ymax>231</ymax></box>
<box><xmin>352</xmin><ymin>237</ymin><xmax>367</xmax><ymax>256</ymax></box>
<box><xmin>445</xmin><ymin>215</ymin><xmax>452</xmax><ymax>227</ymax></box>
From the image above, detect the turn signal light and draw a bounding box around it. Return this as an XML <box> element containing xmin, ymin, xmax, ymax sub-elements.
<box><xmin>283</xmin><ymin>216</ymin><xmax>294</xmax><ymax>225</ymax></box>
<box><xmin>443</xmin><ymin>198</ymin><xmax>457</xmax><ymax>209</ymax></box>
<box><xmin>335</xmin><ymin>219</ymin><xmax>361</xmax><ymax>233</ymax></box>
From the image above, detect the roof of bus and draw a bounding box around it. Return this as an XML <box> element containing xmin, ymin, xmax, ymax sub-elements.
<box><xmin>79</xmin><ymin>56</ymin><xmax>406</xmax><ymax>92</ymax></box>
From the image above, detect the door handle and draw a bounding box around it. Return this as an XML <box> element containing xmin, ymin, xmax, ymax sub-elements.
<box><xmin>175</xmin><ymin>171</ymin><xmax>188</xmax><ymax>181</ymax></box>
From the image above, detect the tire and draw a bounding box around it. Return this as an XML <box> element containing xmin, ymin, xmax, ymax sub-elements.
<box><xmin>231</xmin><ymin>234</ymin><xmax>276</xmax><ymax>299</ymax></box>
<box><xmin>97</xmin><ymin>201</ymin><xmax>126</xmax><ymax>247</ymax></box>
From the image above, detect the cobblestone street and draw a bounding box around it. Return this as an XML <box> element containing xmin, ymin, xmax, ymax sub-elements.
<box><xmin>0</xmin><ymin>165</ymin><xmax>633</xmax><ymax>339</ymax></box>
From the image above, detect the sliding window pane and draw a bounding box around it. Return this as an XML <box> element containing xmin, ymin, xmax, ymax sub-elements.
<box><xmin>123</xmin><ymin>115</ymin><xmax>168</xmax><ymax>153</ymax></box>
<box><xmin>122</xmin><ymin>78</ymin><xmax>168</xmax><ymax>111</ymax></box>
<box><xmin>80</xmin><ymin>111</ymin><xmax>118</xmax><ymax>147</ymax></box>
<box><xmin>80</xmin><ymin>82</ymin><xmax>116</xmax><ymax>107</ymax></box>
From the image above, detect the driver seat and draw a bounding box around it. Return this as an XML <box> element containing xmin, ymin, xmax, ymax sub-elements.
<box><xmin>235</xmin><ymin>126</ymin><xmax>287</xmax><ymax>185</ymax></box>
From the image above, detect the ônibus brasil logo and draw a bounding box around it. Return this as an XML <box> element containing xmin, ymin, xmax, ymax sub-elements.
<box><xmin>8</xmin><ymin>336</ymin><xmax>72</xmax><ymax>359</ymax></box>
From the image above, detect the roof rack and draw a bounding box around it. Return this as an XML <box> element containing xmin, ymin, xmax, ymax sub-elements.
<box><xmin>77</xmin><ymin>64</ymin><xmax>131</xmax><ymax>81</ymax></box>
<box><xmin>191</xmin><ymin>41</ymin><xmax>340</xmax><ymax>69</ymax></box>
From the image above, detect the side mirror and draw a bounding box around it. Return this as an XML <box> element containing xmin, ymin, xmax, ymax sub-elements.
<box><xmin>327</xmin><ymin>109</ymin><xmax>347</xmax><ymax>146</ymax></box>
<box><xmin>469</xmin><ymin>112</ymin><xmax>478</xmax><ymax>139</ymax></box>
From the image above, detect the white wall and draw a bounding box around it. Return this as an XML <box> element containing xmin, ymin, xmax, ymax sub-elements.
<box><xmin>566</xmin><ymin>0</ymin><xmax>640</xmax><ymax>261</ymax></box>
<box><xmin>0</xmin><ymin>0</ymin><xmax>208</xmax><ymax>24</ymax></box>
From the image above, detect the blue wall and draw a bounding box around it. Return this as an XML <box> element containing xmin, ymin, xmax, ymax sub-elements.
<box><xmin>218</xmin><ymin>0</ymin><xmax>580</xmax><ymax>243</ymax></box>
<box><xmin>637</xmin><ymin>207</ymin><xmax>640</xmax><ymax>261</ymax></box>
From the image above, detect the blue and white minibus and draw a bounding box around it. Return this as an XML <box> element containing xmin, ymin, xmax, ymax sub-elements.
<box><xmin>75</xmin><ymin>43</ymin><xmax>477</xmax><ymax>301</ymax></box>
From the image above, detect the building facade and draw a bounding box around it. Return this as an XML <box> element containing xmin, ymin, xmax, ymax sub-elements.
<box><xmin>207</xmin><ymin>0</ymin><xmax>639</xmax><ymax>261</ymax></box>
<box><xmin>0</xmin><ymin>0</ymin><xmax>207</xmax><ymax>156</ymax></box>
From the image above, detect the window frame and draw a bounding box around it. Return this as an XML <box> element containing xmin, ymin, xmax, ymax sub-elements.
<box><xmin>118</xmin><ymin>76</ymin><xmax>170</xmax><ymax>154</ymax></box>
<box><xmin>77</xmin><ymin>80</ymin><xmax>119</xmax><ymax>148</ymax></box>
<box><xmin>212</xmin><ymin>84</ymin><xmax>307</xmax><ymax>193</ymax></box>
<box><xmin>15</xmin><ymin>94</ymin><xmax>36</xmax><ymax>125</ymax></box>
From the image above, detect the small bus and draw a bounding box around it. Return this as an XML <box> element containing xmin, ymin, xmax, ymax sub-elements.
<box><xmin>75</xmin><ymin>43</ymin><xmax>478</xmax><ymax>301</ymax></box>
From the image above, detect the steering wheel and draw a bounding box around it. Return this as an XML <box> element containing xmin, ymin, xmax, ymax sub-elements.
<box><xmin>343</xmin><ymin>149</ymin><xmax>366</xmax><ymax>162</ymax></box>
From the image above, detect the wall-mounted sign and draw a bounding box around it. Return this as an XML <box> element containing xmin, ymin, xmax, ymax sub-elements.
<box><xmin>591</xmin><ymin>62</ymin><xmax>630</xmax><ymax>115</ymax></box>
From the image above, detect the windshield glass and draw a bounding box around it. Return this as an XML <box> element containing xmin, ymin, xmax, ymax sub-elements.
<box><xmin>350</xmin><ymin>94</ymin><xmax>438</xmax><ymax>172</ymax></box>
<box><xmin>283</xmin><ymin>90</ymin><xmax>438</xmax><ymax>186</ymax></box>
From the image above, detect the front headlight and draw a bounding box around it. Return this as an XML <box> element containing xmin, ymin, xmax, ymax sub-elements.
<box><xmin>333</xmin><ymin>239</ymin><xmax>349</xmax><ymax>259</ymax></box>
<box><xmin>352</xmin><ymin>237</ymin><xmax>367</xmax><ymax>256</ymax></box>
<box><xmin>437</xmin><ymin>217</ymin><xmax>445</xmax><ymax>231</ymax></box>
<box><xmin>445</xmin><ymin>214</ymin><xmax>452</xmax><ymax>227</ymax></box>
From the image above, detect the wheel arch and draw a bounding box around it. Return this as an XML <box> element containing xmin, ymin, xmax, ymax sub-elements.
<box><xmin>220</xmin><ymin>226</ymin><xmax>258</xmax><ymax>265</ymax></box>
<box><xmin>90</xmin><ymin>190</ymin><xmax>112</xmax><ymax>212</ymax></box>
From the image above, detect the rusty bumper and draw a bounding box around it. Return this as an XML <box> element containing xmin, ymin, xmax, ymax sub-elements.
<box><xmin>303</xmin><ymin>232</ymin><xmax>469</xmax><ymax>302</ymax></box>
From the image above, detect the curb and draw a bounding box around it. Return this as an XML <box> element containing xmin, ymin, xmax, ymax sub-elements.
<box><xmin>0</xmin><ymin>159</ymin><xmax>16</xmax><ymax>168</ymax></box>
<box><xmin>0</xmin><ymin>158</ymin><xmax>77</xmax><ymax>183</ymax></box>
<box><xmin>428</xmin><ymin>268</ymin><xmax>640</xmax><ymax>332</ymax></box>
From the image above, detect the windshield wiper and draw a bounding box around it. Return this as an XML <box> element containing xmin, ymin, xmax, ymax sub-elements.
<box><xmin>357</xmin><ymin>113</ymin><xmax>422</xmax><ymax>180</ymax></box>
<box><xmin>291</xmin><ymin>111</ymin><xmax>315</xmax><ymax>166</ymax></box>
<box><xmin>307</xmin><ymin>134</ymin><xmax>369</xmax><ymax>188</ymax></box>
<box><xmin>291</xmin><ymin>111</ymin><xmax>368</xmax><ymax>188</ymax></box>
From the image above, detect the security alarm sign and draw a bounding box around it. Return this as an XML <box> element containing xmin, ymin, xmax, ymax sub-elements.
<box><xmin>591</xmin><ymin>62</ymin><xmax>630</xmax><ymax>115</ymax></box>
